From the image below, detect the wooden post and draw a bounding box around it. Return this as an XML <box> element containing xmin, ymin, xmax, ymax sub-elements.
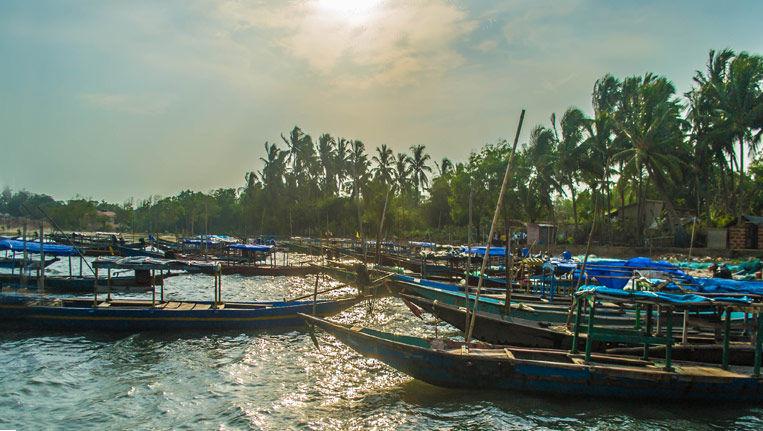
<box><xmin>38</xmin><ymin>222</ymin><xmax>45</xmax><ymax>290</ymax></box>
<box><xmin>464</xmin><ymin>184</ymin><xmax>472</xmax><ymax>334</ymax></box>
<box><xmin>312</xmin><ymin>273</ymin><xmax>319</xmax><ymax>315</ymax></box>
<box><xmin>681</xmin><ymin>309</ymin><xmax>689</xmax><ymax>345</ymax></box>
<box><xmin>665</xmin><ymin>306</ymin><xmax>674</xmax><ymax>371</ymax></box>
<box><xmin>466</xmin><ymin>109</ymin><xmax>524</xmax><ymax>342</ymax></box>
<box><xmin>584</xmin><ymin>297</ymin><xmax>596</xmax><ymax>362</ymax></box>
<box><xmin>722</xmin><ymin>307</ymin><xmax>731</xmax><ymax>370</ymax></box>
<box><xmin>107</xmin><ymin>268</ymin><xmax>111</xmax><ymax>302</ymax></box>
<box><xmin>643</xmin><ymin>304</ymin><xmax>653</xmax><ymax>360</ymax></box>
<box><xmin>688</xmin><ymin>216</ymin><xmax>697</xmax><ymax>260</ymax></box>
<box><xmin>571</xmin><ymin>297</ymin><xmax>583</xmax><ymax>354</ymax></box>
<box><xmin>21</xmin><ymin>223</ymin><xmax>27</xmax><ymax>286</ymax></box>
<box><xmin>754</xmin><ymin>312</ymin><xmax>763</xmax><ymax>376</ymax></box>
<box><xmin>93</xmin><ymin>267</ymin><xmax>99</xmax><ymax>307</ymax></box>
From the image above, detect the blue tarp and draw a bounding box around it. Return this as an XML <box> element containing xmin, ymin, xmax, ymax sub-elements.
<box><xmin>461</xmin><ymin>246</ymin><xmax>509</xmax><ymax>257</ymax></box>
<box><xmin>583</xmin><ymin>257</ymin><xmax>688</xmax><ymax>290</ymax></box>
<box><xmin>0</xmin><ymin>239</ymin><xmax>78</xmax><ymax>256</ymax></box>
<box><xmin>227</xmin><ymin>244</ymin><xmax>273</xmax><ymax>252</ymax></box>
<box><xmin>184</xmin><ymin>239</ymin><xmax>220</xmax><ymax>245</ymax></box>
<box><xmin>578</xmin><ymin>285</ymin><xmax>752</xmax><ymax>305</ymax></box>
<box><xmin>663</xmin><ymin>277</ymin><xmax>763</xmax><ymax>296</ymax></box>
<box><xmin>409</xmin><ymin>241</ymin><xmax>436</xmax><ymax>247</ymax></box>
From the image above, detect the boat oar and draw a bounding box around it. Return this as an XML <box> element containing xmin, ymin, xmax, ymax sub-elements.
<box><xmin>307</xmin><ymin>322</ymin><xmax>321</xmax><ymax>351</ymax></box>
<box><xmin>401</xmin><ymin>297</ymin><xmax>424</xmax><ymax>320</ymax></box>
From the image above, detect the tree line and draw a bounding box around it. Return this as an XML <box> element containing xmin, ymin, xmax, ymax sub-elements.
<box><xmin>2</xmin><ymin>48</ymin><xmax>761</xmax><ymax>247</ymax></box>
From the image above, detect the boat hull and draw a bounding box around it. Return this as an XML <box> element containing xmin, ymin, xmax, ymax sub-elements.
<box><xmin>302</xmin><ymin>314</ymin><xmax>763</xmax><ymax>402</ymax></box>
<box><xmin>0</xmin><ymin>294</ymin><xmax>361</xmax><ymax>331</ymax></box>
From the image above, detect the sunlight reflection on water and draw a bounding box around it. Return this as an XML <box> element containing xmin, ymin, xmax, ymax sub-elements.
<box><xmin>1</xmin><ymin>255</ymin><xmax>763</xmax><ymax>429</ymax></box>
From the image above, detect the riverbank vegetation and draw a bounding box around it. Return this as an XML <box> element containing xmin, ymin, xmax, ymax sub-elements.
<box><xmin>2</xmin><ymin>49</ymin><xmax>762</xmax><ymax>247</ymax></box>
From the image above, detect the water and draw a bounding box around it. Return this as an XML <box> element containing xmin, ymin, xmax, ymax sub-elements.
<box><xmin>1</xmin><ymin>257</ymin><xmax>763</xmax><ymax>430</ymax></box>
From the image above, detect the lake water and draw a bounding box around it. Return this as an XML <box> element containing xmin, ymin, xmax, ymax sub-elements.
<box><xmin>1</xmin><ymin>256</ymin><xmax>762</xmax><ymax>430</ymax></box>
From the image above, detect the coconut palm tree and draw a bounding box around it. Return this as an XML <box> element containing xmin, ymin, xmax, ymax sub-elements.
<box><xmin>317</xmin><ymin>133</ymin><xmax>337</xmax><ymax>196</ymax></box>
<box><xmin>525</xmin><ymin>125</ymin><xmax>559</xmax><ymax>224</ymax></box>
<box><xmin>612</xmin><ymin>73</ymin><xmax>688</xmax><ymax>245</ymax></box>
<box><xmin>372</xmin><ymin>144</ymin><xmax>395</xmax><ymax>186</ymax></box>
<box><xmin>552</xmin><ymin>107</ymin><xmax>587</xmax><ymax>233</ymax></box>
<box><xmin>434</xmin><ymin>158</ymin><xmax>453</xmax><ymax>176</ymax></box>
<box><xmin>408</xmin><ymin>145</ymin><xmax>432</xmax><ymax>206</ymax></box>
<box><xmin>693</xmin><ymin>49</ymin><xmax>763</xmax><ymax>218</ymax></box>
<box><xmin>335</xmin><ymin>138</ymin><xmax>351</xmax><ymax>194</ymax></box>
<box><xmin>393</xmin><ymin>152</ymin><xmax>411</xmax><ymax>195</ymax></box>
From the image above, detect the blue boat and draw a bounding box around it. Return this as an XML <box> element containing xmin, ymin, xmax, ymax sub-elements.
<box><xmin>0</xmin><ymin>256</ymin><xmax>362</xmax><ymax>331</ymax></box>
<box><xmin>300</xmin><ymin>285</ymin><xmax>763</xmax><ymax>402</ymax></box>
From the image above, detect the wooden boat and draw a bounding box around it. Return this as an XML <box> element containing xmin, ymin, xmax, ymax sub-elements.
<box><xmin>0</xmin><ymin>294</ymin><xmax>362</xmax><ymax>331</ymax></box>
<box><xmin>400</xmin><ymin>293</ymin><xmax>757</xmax><ymax>365</ymax></box>
<box><xmin>0</xmin><ymin>256</ymin><xmax>363</xmax><ymax>331</ymax></box>
<box><xmin>397</xmin><ymin>279</ymin><xmax>635</xmax><ymax>326</ymax></box>
<box><xmin>300</xmin><ymin>288</ymin><xmax>763</xmax><ymax>401</ymax></box>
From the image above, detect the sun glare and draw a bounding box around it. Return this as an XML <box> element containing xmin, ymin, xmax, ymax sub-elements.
<box><xmin>316</xmin><ymin>0</ymin><xmax>381</xmax><ymax>23</ymax></box>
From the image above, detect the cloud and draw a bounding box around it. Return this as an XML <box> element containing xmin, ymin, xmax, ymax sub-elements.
<box><xmin>211</xmin><ymin>0</ymin><xmax>478</xmax><ymax>88</ymax></box>
<box><xmin>79</xmin><ymin>93</ymin><xmax>171</xmax><ymax>115</ymax></box>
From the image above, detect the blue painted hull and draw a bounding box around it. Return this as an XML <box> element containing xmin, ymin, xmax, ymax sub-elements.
<box><xmin>0</xmin><ymin>294</ymin><xmax>362</xmax><ymax>331</ymax></box>
<box><xmin>302</xmin><ymin>314</ymin><xmax>763</xmax><ymax>402</ymax></box>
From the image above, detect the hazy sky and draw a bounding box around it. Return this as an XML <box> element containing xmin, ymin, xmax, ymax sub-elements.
<box><xmin>1</xmin><ymin>0</ymin><xmax>761</xmax><ymax>203</ymax></box>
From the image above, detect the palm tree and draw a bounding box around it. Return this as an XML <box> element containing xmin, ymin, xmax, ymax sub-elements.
<box><xmin>525</xmin><ymin>125</ymin><xmax>559</xmax><ymax>225</ymax></box>
<box><xmin>281</xmin><ymin>126</ymin><xmax>316</xmax><ymax>189</ymax></box>
<box><xmin>372</xmin><ymin>144</ymin><xmax>395</xmax><ymax>186</ymax></box>
<box><xmin>317</xmin><ymin>133</ymin><xmax>337</xmax><ymax>196</ymax></box>
<box><xmin>408</xmin><ymin>145</ymin><xmax>432</xmax><ymax>206</ymax></box>
<box><xmin>434</xmin><ymin>157</ymin><xmax>453</xmax><ymax>176</ymax></box>
<box><xmin>552</xmin><ymin>107</ymin><xmax>587</xmax><ymax>234</ymax></box>
<box><xmin>612</xmin><ymin>73</ymin><xmax>688</xmax><ymax>245</ymax></box>
<box><xmin>693</xmin><ymin>49</ymin><xmax>763</xmax><ymax>218</ymax></box>
<box><xmin>259</xmin><ymin>141</ymin><xmax>289</xmax><ymax>192</ymax></box>
<box><xmin>335</xmin><ymin>138</ymin><xmax>351</xmax><ymax>194</ymax></box>
<box><xmin>393</xmin><ymin>152</ymin><xmax>411</xmax><ymax>195</ymax></box>
<box><xmin>348</xmin><ymin>140</ymin><xmax>370</xmax><ymax>244</ymax></box>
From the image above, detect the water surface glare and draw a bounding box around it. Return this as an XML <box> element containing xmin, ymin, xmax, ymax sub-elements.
<box><xmin>1</xmin><ymin>258</ymin><xmax>763</xmax><ymax>429</ymax></box>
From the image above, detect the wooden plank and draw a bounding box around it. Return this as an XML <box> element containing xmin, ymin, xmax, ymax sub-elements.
<box><xmin>193</xmin><ymin>303</ymin><xmax>211</xmax><ymax>310</ymax></box>
<box><xmin>504</xmin><ymin>348</ymin><xmax>515</xmax><ymax>359</ymax></box>
<box><xmin>163</xmin><ymin>302</ymin><xmax>182</xmax><ymax>309</ymax></box>
<box><xmin>175</xmin><ymin>303</ymin><xmax>195</xmax><ymax>310</ymax></box>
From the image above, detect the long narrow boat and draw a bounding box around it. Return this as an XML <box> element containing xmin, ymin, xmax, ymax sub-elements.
<box><xmin>0</xmin><ymin>256</ymin><xmax>363</xmax><ymax>331</ymax></box>
<box><xmin>398</xmin><ymin>280</ymin><xmax>635</xmax><ymax>326</ymax></box>
<box><xmin>400</xmin><ymin>293</ymin><xmax>756</xmax><ymax>365</ymax></box>
<box><xmin>300</xmin><ymin>287</ymin><xmax>763</xmax><ymax>402</ymax></box>
<box><xmin>0</xmin><ymin>295</ymin><xmax>362</xmax><ymax>331</ymax></box>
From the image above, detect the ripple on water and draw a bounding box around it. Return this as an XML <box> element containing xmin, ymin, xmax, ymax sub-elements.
<box><xmin>2</xmin><ymin>257</ymin><xmax>763</xmax><ymax>430</ymax></box>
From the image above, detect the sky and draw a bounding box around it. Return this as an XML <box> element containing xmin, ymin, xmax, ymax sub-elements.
<box><xmin>1</xmin><ymin>0</ymin><xmax>762</xmax><ymax>204</ymax></box>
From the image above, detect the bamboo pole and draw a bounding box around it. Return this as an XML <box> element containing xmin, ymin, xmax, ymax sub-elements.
<box><xmin>688</xmin><ymin>216</ymin><xmax>697</xmax><ymax>260</ymax></box>
<box><xmin>466</xmin><ymin>109</ymin><xmax>525</xmax><ymax>342</ymax></box>
<box><xmin>464</xmin><ymin>183</ymin><xmax>472</xmax><ymax>333</ymax></box>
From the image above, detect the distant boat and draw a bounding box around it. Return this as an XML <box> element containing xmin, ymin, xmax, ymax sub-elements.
<box><xmin>0</xmin><ymin>256</ymin><xmax>363</xmax><ymax>331</ymax></box>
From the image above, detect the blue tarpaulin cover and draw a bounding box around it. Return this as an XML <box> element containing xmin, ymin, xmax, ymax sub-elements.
<box><xmin>583</xmin><ymin>257</ymin><xmax>688</xmax><ymax>290</ymax></box>
<box><xmin>461</xmin><ymin>246</ymin><xmax>509</xmax><ymax>256</ymax></box>
<box><xmin>578</xmin><ymin>285</ymin><xmax>752</xmax><ymax>305</ymax></box>
<box><xmin>0</xmin><ymin>239</ymin><xmax>77</xmax><ymax>256</ymax></box>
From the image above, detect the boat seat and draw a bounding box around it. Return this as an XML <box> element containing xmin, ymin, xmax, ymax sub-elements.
<box><xmin>97</xmin><ymin>301</ymin><xmax>111</xmax><ymax>308</ymax></box>
<box><xmin>175</xmin><ymin>303</ymin><xmax>195</xmax><ymax>310</ymax></box>
<box><xmin>162</xmin><ymin>302</ymin><xmax>182</xmax><ymax>309</ymax></box>
<box><xmin>193</xmin><ymin>303</ymin><xmax>211</xmax><ymax>310</ymax></box>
